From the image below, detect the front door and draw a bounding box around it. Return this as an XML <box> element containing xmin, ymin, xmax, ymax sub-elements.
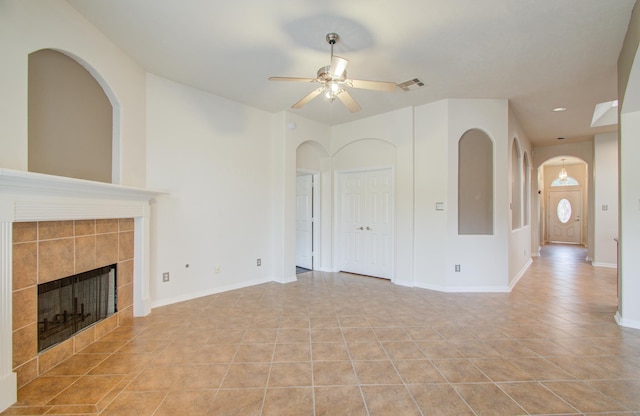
<box><xmin>548</xmin><ymin>189</ymin><xmax>582</xmax><ymax>244</ymax></box>
<box><xmin>339</xmin><ymin>169</ymin><xmax>393</xmax><ymax>279</ymax></box>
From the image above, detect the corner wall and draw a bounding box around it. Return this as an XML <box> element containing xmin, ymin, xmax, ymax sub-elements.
<box><xmin>146</xmin><ymin>74</ymin><xmax>278</xmax><ymax>306</ymax></box>
<box><xmin>593</xmin><ymin>132</ymin><xmax>619</xmax><ymax>267</ymax></box>
<box><xmin>617</xmin><ymin>0</ymin><xmax>640</xmax><ymax>329</ymax></box>
<box><xmin>280</xmin><ymin>113</ymin><xmax>332</xmax><ymax>279</ymax></box>
<box><xmin>508</xmin><ymin>104</ymin><xmax>533</xmax><ymax>286</ymax></box>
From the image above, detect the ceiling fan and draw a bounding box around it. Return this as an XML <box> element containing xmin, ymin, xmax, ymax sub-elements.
<box><xmin>269</xmin><ymin>33</ymin><xmax>397</xmax><ymax>113</ymax></box>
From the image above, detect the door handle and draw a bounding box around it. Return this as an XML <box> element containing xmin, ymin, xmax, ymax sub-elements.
<box><xmin>356</xmin><ymin>226</ymin><xmax>364</xmax><ymax>230</ymax></box>
<box><xmin>366</xmin><ymin>226</ymin><xmax>372</xmax><ymax>231</ymax></box>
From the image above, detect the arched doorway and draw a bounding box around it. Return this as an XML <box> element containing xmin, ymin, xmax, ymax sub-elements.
<box><xmin>538</xmin><ymin>156</ymin><xmax>588</xmax><ymax>247</ymax></box>
<box><xmin>296</xmin><ymin>140</ymin><xmax>329</xmax><ymax>272</ymax></box>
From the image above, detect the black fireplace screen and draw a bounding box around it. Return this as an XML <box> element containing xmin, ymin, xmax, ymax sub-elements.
<box><xmin>37</xmin><ymin>264</ymin><xmax>117</xmax><ymax>352</ymax></box>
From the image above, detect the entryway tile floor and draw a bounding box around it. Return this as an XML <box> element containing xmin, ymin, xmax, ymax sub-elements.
<box><xmin>3</xmin><ymin>244</ymin><xmax>640</xmax><ymax>415</ymax></box>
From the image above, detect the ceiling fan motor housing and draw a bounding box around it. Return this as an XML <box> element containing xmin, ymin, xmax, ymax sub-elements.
<box><xmin>317</xmin><ymin>65</ymin><xmax>346</xmax><ymax>82</ymax></box>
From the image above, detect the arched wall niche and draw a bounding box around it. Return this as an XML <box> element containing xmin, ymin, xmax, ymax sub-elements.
<box><xmin>28</xmin><ymin>48</ymin><xmax>119</xmax><ymax>183</ymax></box>
<box><xmin>523</xmin><ymin>151</ymin><xmax>531</xmax><ymax>226</ymax></box>
<box><xmin>458</xmin><ymin>128</ymin><xmax>494</xmax><ymax>235</ymax></box>
<box><xmin>511</xmin><ymin>138</ymin><xmax>522</xmax><ymax>230</ymax></box>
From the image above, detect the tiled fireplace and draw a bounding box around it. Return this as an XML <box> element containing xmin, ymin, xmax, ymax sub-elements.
<box><xmin>12</xmin><ymin>219</ymin><xmax>135</xmax><ymax>388</ymax></box>
<box><xmin>0</xmin><ymin>169</ymin><xmax>160</xmax><ymax>412</ymax></box>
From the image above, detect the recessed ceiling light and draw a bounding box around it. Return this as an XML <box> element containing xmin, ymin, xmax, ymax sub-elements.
<box><xmin>552</xmin><ymin>107</ymin><xmax>567</xmax><ymax>112</ymax></box>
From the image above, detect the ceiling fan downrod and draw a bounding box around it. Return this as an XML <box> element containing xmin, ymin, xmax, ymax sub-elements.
<box><xmin>326</xmin><ymin>32</ymin><xmax>339</xmax><ymax>59</ymax></box>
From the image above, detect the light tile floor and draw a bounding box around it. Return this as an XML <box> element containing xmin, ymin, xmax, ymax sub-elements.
<box><xmin>3</xmin><ymin>244</ymin><xmax>640</xmax><ymax>415</ymax></box>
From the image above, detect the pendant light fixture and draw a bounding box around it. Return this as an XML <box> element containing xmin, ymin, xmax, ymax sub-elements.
<box><xmin>558</xmin><ymin>159</ymin><xmax>568</xmax><ymax>181</ymax></box>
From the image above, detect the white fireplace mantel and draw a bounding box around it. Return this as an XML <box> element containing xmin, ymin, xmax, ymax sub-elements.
<box><xmin>0</xmin><ymin>169</ymin><xmax>165</xmax><ymax>412</ymax></box>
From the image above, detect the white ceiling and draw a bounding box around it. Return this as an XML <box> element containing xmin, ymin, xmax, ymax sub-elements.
<box><xmin>66</xmin><ymin>0</ymin><xmax>635</xmax><ymax>147</ymax></box>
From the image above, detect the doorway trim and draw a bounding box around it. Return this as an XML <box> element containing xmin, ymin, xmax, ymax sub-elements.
<box><xmin>296</xmin><ymin>169</ymin><xmax>320</xmax><ymax>270</ymax></box>
<box><xmin>334</xmin><ymin>166</ymin><xmax>396</xmax><ymax>282</ymax></box>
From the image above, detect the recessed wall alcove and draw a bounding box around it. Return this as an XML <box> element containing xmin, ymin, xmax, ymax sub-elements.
<box><xmin>458</xmin><ymin>129</ymin><xmax>494</xmax><ymax>235</ymax></box>
<box><xmin>28</xmin><ymin>49</ymin><xmax>113</xmax><ymax>183</ymax></box>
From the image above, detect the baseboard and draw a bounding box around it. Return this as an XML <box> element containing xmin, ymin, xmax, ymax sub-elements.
<box><xmin>414</xmin><ymin>281</ymin><xmax>511</xmax><ymax>293</ymax></box>
<box><xmin>276</xmin><ymin>275</ymin><xmax>298</xmax><ymax>284</ymax></box>
<box><xmin>150</xmin><ymin>276</ymin><xmax>274</xmax><ymax>309</ymax></box>
<box><xmin>134</xmin><ymin>296</ymin><xmax>152</xmax><ymax>317</ymax></box>
<box><xmin>413</xmin><ymin>282</ymin><xmax>447</xmax><ymax>292</ymax></box>
<box><xmin>0</xmin><ymin>372</ymin><xmax>17</xmax><ymax>413</ymax></box>
<box><xmin>591</xmin><ymin>261</ymin><xmax>617</xmax><ymax>269</ymax></box>
<box><xmin>393</xmin><ymin>279</ymin><xmax>414</xmax><ymax>288</ymax></box>
<box><xmin>509</xmin><ymin>258</ymin><xmax>532</xmax><ymax>291</ymax></box>
<box><xmin>615</xmin><ymin>311</ymin><xmax>640</xmax><ymax>330</ymax></box>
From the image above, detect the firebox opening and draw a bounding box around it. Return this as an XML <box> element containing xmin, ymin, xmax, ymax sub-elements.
<box><xmin>37</xmin><ymin>264</ymin><xmax>117</xmax><ymax>352</ymax></box>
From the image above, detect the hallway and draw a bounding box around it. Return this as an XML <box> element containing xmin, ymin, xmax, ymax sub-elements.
<box><xmin>3</xmin><ymin>245</ymin><xmax>640</xmax><ymax>415</ymax></box>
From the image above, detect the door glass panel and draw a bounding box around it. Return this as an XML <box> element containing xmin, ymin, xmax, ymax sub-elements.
<box><xmin>557</xmin><ymin>198</ymin><xmax>572</xmax><ymax>224</ymax></box>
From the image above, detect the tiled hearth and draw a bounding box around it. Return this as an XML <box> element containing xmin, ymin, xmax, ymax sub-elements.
<box><xmin>12</xmin><ymin>219</ymin><xmax>135</xmax><ymax>388</ymax></box>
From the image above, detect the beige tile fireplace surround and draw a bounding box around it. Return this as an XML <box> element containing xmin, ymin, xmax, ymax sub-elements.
<box><xmin>0</xmin><ymin>168</ymin><xmax>160</xmax><ymax>412</ymax></box>
<box><xmin>12</xmin><ymin>219</ymin><xmax>135</xmax><ymax>388</ymax></box>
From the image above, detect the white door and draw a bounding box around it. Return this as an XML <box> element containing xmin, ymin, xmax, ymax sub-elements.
<box><xmin>296</xmin><ymin>175</ymin><xmax>313</xmax><ymax>269</ymax></box>
<box><xmin>339</xmin><ymin>169</ymin><xmax>393</xmax><ymax>279</ymax></box>
<box><xmin>548</xmin><ymin>189</ymin><xmax>582</xmax><ymax>244</ymax></box>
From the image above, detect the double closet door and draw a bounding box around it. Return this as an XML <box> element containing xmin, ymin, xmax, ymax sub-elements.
<box><xmin>339</xmin><ymin>169</ymin><xmax>393</xmax><ymax>279</ymax></box>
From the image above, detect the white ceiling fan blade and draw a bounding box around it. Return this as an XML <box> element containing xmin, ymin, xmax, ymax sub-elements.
<box><xmin>292</xmin><ymin>87</ymin><xmax>324</xmax><ymax>109</ymax></box>
<box><xmin>349</xmin><ymin>79</ymin><xmax>397</xmax><ymax>92</ymax></box>
<box><xmin>329</xmin><ymin>56</ymin><xmax>349</xmax><ymax>78</ymax></box>
<box><xmin>269</xmin><ymin>76</ymin><xmax>316</xmax><ymax>83</ymax></box>
<box><xmin>336</xmin><ymin>90</ymin><xmax>361</xmax><ymax>113</ymax></box>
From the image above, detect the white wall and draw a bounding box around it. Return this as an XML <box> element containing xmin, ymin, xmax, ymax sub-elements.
<box><xmin>279</xmin><ymin>113</ymin><xmax>332</xmax><ymax>279</ymax></box>
<box><xmin>414</xmin><ymin>101</ymin><xmax>449</xmax><ymax>289</ymax></box>
<box><xmin>445</xmin><ymin>99</ymin><xmax>510</xmax><ymax>291</ymax></box>
<box><xmin>593</xmin><ymin>132</ymin><xmax>619</xmax><ymax>267</ymax></box>
<box><xmin>146</xmin><ymin>74</ymin><xmax>276</xmax><ymax>306</ymax></box>
<box><xmin>618</xmin><ymin>110</ymin><xmax>640</xmax><ymax>328</ymax></box>
<box><xmin>0</xmin><ymin>0</ymin><xmax>147</xmax><ymax>187</ymax></box>
<box><xmin>508</xmin><ymin>107</ymin><xmax>533</xmax><ymax>287</ymax></box>
<box><xmin>617</xmin><ymin>1</ymin><xmax>640</xmax><ymax>328</ymax></box>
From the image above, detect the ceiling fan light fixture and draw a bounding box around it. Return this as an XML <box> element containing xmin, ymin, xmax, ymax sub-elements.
<box><xmin>269</xmin><ymin>32</ymin><xmax>397</xmax><ymax>112</ymax></box>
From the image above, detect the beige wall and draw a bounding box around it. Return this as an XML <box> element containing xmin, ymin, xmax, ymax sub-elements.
<box><xmin>28</xmin><ymin>49</ymin><xmax>112</xmax><ymax>183</ymax></box>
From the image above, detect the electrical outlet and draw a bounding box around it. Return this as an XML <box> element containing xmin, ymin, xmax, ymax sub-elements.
<box><xmin>455</xmin><ymin>264</ymin><xmax>461</xmax><ymax>272</ymax></box>
<box><xmin>215</xmin><ymin>265</ymin><xmax>221</xmax><ymax>274</ymax></box>
<box><xmin>257</xmin><ymin>258</ymin><xmax>262</xmax><ymax>266</ymax></box>
<box><xmin>162</xmin><ymin>272</ymin><xmax>170</xmax><ymax>282</ymax></box>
